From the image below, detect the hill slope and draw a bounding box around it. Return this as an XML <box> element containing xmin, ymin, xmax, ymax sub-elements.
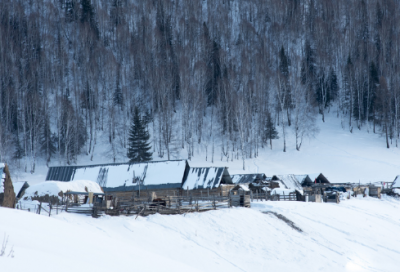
<box><xmin>1</xmin><ymin>197</ymin><xmax>400</xmax><ymax>271</ymax></box>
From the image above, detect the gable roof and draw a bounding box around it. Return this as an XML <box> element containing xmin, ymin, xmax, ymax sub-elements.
<box><xmin>272</xmin><ymin>175</ymin><xmax>303</xmax><ymax>191</ymax></box>
<box><xmin>46</xmin><ymin>160</ymin><xmax>188</xmax><ymax>192</ymax></box>
<box><xmin>308</xmin><ymin>173</ymin><xmax>330</xmax><ymax>184</ymax></box>
<box><xmin>231</xmin><ymin>173</ymin><xmax>266</xmax><ymax>184</ymax></box>
<box><xmin>182</xmin><ymin>167</ymin><xmax>232</xmax><ymax>190</ymax></box>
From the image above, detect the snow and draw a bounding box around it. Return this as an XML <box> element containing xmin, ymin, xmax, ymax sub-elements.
<box><xmin>182</xmin><ymin>167</ymin><xmax>224</xmax><ymax>190</ymax></box>
<box><xmin>294</xmin><ymin>174</ymin><xmax>308</xmax><ymax>183</ymax></box>
<box><xmin>274</xmin><ymin>174</ymin><xmax>303</xmax><ymax>192</ymax></box>
<box><xmin>12</xmin><ymin>181</ymin><xmax>26</xmax><ymax>196</ymax></box>
<box><xmin>271</xmin><ymin>188</ymin><xmax>298</xmax><ymax>195</ymax></box>
<box><xmin>236</xmin><ymin>184</ymin><xmax>250</xmax><ymax>191</ymax></box>
<box><xmin>72</xmin><ymin>161</ymin><xmax>187</xmax><ymax>188</ymax></box>
<box><xmin>22</xmin><ymin>180</ymin><xmax>103</xmax><ymax>199</ymax></box>
<box><xmin>2</xmin><ymin>197</ymin><xmax>400</xmax><ymax>271</ymax></box>
<box><xmin>142</xmin><ymin>161</ymin><xmax>186</xmax><ymax>186</ymax></box>
<box><xmin>392</xmin><ymin>188</ymin><xmax>400</xmax><ymax>195</ymax></box>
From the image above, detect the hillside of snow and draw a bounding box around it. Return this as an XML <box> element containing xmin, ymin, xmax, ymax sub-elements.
<box><xmin>1</xmin><ymin>196</ymin><xmax>400</xmax><ymax>271</ymax></box>
<box><xmin>10</xmin><ymin>112</ymin><xmax>400</xmax><ymax>186</ymax></box>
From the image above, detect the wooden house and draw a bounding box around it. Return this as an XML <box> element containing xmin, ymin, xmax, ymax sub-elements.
<box><xmin>46</xmin><ymin>160</ymin><xmax>189</xmax><ymax>200</ymax></box>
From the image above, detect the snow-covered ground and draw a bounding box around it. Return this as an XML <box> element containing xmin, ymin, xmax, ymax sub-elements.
<box><xmin>1</xmin><ymin>196</ymin><xmax>400</xmax><ymax>272</ymax></box>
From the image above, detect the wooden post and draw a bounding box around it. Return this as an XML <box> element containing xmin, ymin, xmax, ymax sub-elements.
<box><xmin>213</xmin><ymin>195</ymin><xmax>216</xmax><ymax>210</ymax></box>
<box><xmin>38</xmin><ymin>202</ymin><xmax>42</xmax><ymax>214</ymax></box>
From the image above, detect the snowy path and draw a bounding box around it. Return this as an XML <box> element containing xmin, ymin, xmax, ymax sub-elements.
<box><xmin>1</xmin><ymin>197</ymin><xmax>400</xmax><ymax>271</ymax></box>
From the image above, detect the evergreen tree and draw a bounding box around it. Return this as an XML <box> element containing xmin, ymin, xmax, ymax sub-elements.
<box><xmin>127</xmin><ymin>107</ymin><xmax>152</xmax><ymax>162</ymax></box>
<box><xmin>264</xmin><ymin>112</ymin><xmax>279</xmax><ymax>149</ymax></box>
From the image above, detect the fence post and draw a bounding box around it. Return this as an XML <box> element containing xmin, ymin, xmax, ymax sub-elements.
<box><xmin>38</xmin><ymin>202</ymin><xmax>42</xmax><ymax>214</ymax></box>
<box><xmin>213</xmin><ymin>195</ymin><xmax>216</xmax><ymax>210</ymax></box>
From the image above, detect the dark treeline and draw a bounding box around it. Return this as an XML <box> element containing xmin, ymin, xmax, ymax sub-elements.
<box><xmin>0</xmin><ymin>0</ymin><xmax>399</xmax><ymax>172</ymax></box>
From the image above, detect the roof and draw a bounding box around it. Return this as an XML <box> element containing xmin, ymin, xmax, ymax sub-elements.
<box><xmin>231</xmin><ymin>173</ymin><xmax>266</xmax><ymax>184</ymax></box>
<box><xmin>272</xmin><ymin>175</ymin><xmax>303</xmax><ymax>191</ymax></box>
<box><xmin>46</xmin><ymin>160</ymin><xmax>188</xmax><ymax>191</ymax></box>
<box><xmin>13</xmin><ymin>181</ymin><xmax>29</xmax><ymax>198</ymax></box>
<box><xmin>232</xmin><ymin>184</ymin><xmax>250</xmax><ymax>191</ymax></box>
<box><xmin>308</xmin><ymin>173</ymin><xmax>330</xmax><ymax>184</ymax></box>
<box><xmin>24</xmin><ymin>180</ymin><xmax>103</xmax><ymax>198</ymax></box>
<box><xmin>182</xmin><ymin>167</ymin><xmax>232</xmax><ymax>190</ymax></box>
<box><xmin>392</xmin><ymin>176</ymin><xmax>400</xmax><ymax>188</ymax></box>
<box><xmin>294</xmin><ymin>175</ymin><xmax>308</xmax><ymax>184</ymax></box>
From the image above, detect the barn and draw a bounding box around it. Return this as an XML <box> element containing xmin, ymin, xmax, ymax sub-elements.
<box><xmin>46</xmin><ymin>160</ymin><xmax>188</xmax><ymax>199</ymax></box>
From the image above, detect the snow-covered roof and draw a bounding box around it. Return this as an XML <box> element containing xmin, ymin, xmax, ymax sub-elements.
<box><xmin>23</xmin><ymin>180</ymin><xmax>103</xmax><ymax>199</ymax></box>
<box><xmin>294</xmin><ymin>175</ymin><xmax>308</xmax><ymax>184</ymax></box>
<box><xmin>232</xmin><ymin>184</ymin><xmax>250</xmax><ymax>191</ymax></box>
<box><xmin>182</xmin><ymin>167</ymin><xmax>232</xmax><ymax>190</ymax></box>
<box><xmin>231</xmin><ymin>173</ymin><xmax>266</xmax><ymax>184</ymax></box>
<box><xmin>307</xmin><ymin>173</ymin><xmax>330</xmax><ymax>184</ymax></box>
<box><xmin>13</xmin><ymin>181</ymin><xmax>29</xmax><ymax>198</ymax></box>
<box><xmin>46</xmin><ymin>160</ymin><xmax>188</xmax><ymax>191</ymax></box>
<box><xmin>392</xmin><ymin>176</ymin><xmax>400</xmax><ymax>188</ymax></box>
<box><xmin>272</xmin><ymin>175</ymin><xmax>303</xmax><ymax>191</ymax></box>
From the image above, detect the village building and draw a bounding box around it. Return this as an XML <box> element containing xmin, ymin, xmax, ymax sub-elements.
<box><xmin>46</xmin><ymin>160</ymin><xmax>188</xmax><ymax>199</ymax></box>
<box><xmin>46</xmin><ymin>160</ymin><xmax>235</xmax><ymax>199</ymax></box>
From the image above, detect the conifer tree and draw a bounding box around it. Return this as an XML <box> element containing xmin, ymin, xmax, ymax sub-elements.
<box><xmin>127</xmin><ymin>107</ymin><xmax>152</xmax><ymax>162</ymax></box>
<box><xmin>264</xmin><ymin>112</ymin><xmax>279</xmax><ymax>149</ymax></box>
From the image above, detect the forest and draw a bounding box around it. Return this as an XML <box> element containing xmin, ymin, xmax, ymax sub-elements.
<box><xmin>0</xmin><ymin>0</ymin><xmax>400</xmax><ymax>172</ymax></box>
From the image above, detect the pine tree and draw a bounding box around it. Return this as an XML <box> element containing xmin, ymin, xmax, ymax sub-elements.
<box><xmin>127</xmin><ymin>107</ymin><xmax>152</xmax><ymax>162</ymax></box>
<box><xmin>264</xmin><ymin>112</ymin><xmax>279</xmax><ymax>149</ymax></box>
